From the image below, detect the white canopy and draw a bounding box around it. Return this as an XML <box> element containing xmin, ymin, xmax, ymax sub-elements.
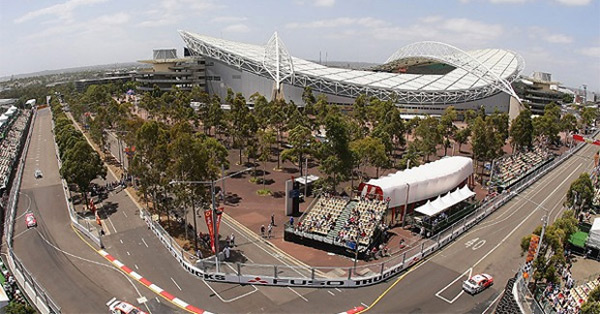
<box><xmin>295</xmin><ymin>175</ymin><xmax>319</xmax><ymax>185</ymax></box>
<box><xmin>0</xmin><ymin>114</ymin><xmax>8</xmax><ymax>122</ymax></box>
<box><xmin>362</xmin><ymin>156</ymin><xmax>473</xmax><ymax>208</ymax></box>
<box><xmin>587</xmin><ymin>218</ymin><xmax>600</xmax><ymax>249</ymax></box>
<box><xmin>415</xmin><ymin>185</ymin><xmax>476</xmax><ymax>217</ymax></box>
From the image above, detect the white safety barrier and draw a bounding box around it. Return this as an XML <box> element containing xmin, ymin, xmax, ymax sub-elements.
<box><xmin>139</xmin><ymin>134</ymin><xmax>593</xmax><ymax>288</ymax></box>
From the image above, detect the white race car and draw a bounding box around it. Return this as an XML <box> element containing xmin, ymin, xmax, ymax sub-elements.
<box><xmin>106</xmin><ymin>298</ymin><xmax>147</xmax><ymax>314</ymax></box>
<box><xmin>463</xmin><ymin>273</ymin><xmax>494</xmax><ymax>295</ymax></box>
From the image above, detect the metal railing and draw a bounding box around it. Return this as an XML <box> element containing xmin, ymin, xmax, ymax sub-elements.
<box><xmin>136</xmin><ymin>138</ymin><xmax>589</xmax><ymax>288</ymax></box>
<box><xmin>3</xmin><ymin>109</ymin><xmax>61</xmax><ymax>313</ymax></box>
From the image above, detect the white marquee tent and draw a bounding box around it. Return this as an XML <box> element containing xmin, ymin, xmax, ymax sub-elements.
<box><xmin>414</xmin><ymin>185</ymin><xmax>476</xmax><ymax>217</ymax></box>
<box><xmin>360</xmin><ymin>156</ymin><xmax>473</xmax><ymax>209</ymax></box>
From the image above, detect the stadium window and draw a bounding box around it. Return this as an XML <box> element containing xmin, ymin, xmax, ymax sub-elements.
<box><xmin>213</xmin><ymin>76</ymin><xmax>221</xmax><ymax>81</ymax></box>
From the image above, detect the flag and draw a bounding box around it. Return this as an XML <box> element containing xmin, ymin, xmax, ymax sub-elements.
<box><xmin>204</xmin><ymin>210</ymin><xmax>215</xmax><ymax>252</ymax></box>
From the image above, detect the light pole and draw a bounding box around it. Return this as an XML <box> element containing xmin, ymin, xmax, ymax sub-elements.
<box><xmin>170</xmin><ymin>167</ymin><xmax>252</xmax><ymax>273</ymax></box>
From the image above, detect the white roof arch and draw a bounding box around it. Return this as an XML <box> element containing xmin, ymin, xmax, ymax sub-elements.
<box><xmin>179</xmin><ymin>31</ymin><xmax>525</xmax><ymax>105</ymax></box>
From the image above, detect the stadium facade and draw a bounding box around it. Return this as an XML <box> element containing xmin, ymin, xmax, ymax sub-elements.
<box><xmin>179</xmin><ymin>30</ymin><xmax>525</xmax><ymax>116</ymax></box>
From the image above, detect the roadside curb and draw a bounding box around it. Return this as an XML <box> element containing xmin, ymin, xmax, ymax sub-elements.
<box><xmin>97</xmin><ymin>249</ymin><xmax>211</xmax><ymax>314</ymax></box>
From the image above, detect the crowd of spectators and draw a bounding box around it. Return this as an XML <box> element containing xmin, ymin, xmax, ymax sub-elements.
<box><xmin>491</xmin><ymin>146</ymin><xmax>552</xmax><ymax>187</ymax></box>
<box><xmin>335</xmin><ymin>197</ymin><xmax>387</xmax><ymax>246</ymax></box>
<box><xmin>296</xmin><ymin>196</ymin><xmax>347</xmax><ymax>235</ymax></box>
<box><xmin>540</xmin><ymin>263</ymin><xmax>599</xmax><ymax>314</ymax></box>
<box><xmin>591</xmin><ymin>167</ymin><xmax>600</xmax><ymax>208</ymax></box>
<box><xmin>0</xmin><ymin>110</ymin><xmax>29</xmax><ymax>190</ymax></box>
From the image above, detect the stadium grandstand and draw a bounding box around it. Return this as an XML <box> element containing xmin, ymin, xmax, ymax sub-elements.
<box><xmin>179</xmin><ymin>30</ymin><xmax>525</xmax><ymax>117</ymax></box>
<box><xmin>285</xmin><ymin>156</ymin><xmax>477</xmax><ymax>257</ymax></box>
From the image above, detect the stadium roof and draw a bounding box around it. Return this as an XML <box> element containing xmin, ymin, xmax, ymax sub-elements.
<box><xmin>179</xmin><ymin>30</ymin><xmax>525</xmax><ymax>105</ymax></box>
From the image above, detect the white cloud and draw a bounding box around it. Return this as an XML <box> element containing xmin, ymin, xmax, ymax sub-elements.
<box><xmin>14</xmin><ymin>0</ymin><xmax>108</xmax><ymax>24</ymax></box>
<box><xmin>136</xmin><ymin>0</ymin><xmax>222</xmax><ymax>28</ymax></box>
<box><xmin>490</xmin><ymin>0</ymin><xmax>529</xmax><ymax>3</ymax></box>
<box><xmin>579</xmin><ymin>46</ymin><xmax>600</xmax><ymax>57</ymax></box>
<box><xmin>286</xmin><ymin>17</ymin><xmax>386</xmax><ymax>29</ymax></box>
<box><xmin>555</xmin><ymin>0</ymin><xmax>592</xmax><ymax>5</ymax></box>
<box><xmin>211</xmin><ymin>16</ymin><xmax>248</xmax><ymax>23</ymax></box>
<box><xmin>314</xmin><ymin>0</ymin><xmax>335</xmax><ymax>7</ymax></box>
<box><xmin>529</xmin><ymin>27</ymin><xmax>573</xmax><ymax>44</ymax></box>
<box><xmin>222</xmin><ymin>24</ymin><xmax>250</xmax><ymax>33</ymax></box>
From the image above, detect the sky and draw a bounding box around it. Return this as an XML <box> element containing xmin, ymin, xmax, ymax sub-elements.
<box><xmin>0</xmin><ymin>0</ymin><xmax>599</xmax><ymax>92</ymax></box>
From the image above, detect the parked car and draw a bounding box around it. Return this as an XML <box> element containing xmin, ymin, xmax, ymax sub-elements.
<box><xmin>25</xmin><ymin>213</ymin><xmax>37</xmax><ymax>229</ymax></box>
<box><xmin>463</xmin><ymin>273</ymin><xmax>494</xmax><ymax>294</ymax></box>
<box><xmin>106</xmin><ymin>298</ymin><xmax>147</xmax><ymax>314</ymax></box>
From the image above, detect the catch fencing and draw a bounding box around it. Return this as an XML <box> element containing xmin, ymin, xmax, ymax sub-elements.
<box><xmin>140</xmin><ymin>138</ymin><xmax>590</xmax><ymax>288</ymax></box>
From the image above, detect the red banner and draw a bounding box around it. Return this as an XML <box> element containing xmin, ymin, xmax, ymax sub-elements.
<box><xmin>204</xmin><ymin>210</ymin><xmax>215</xmax><ymax>252</ymax></box>
<box><xmin>573</xmin><ymin>134</ymin><xmax>600</xmax><ymax>146</ymax></box>
<box><xmin>216</xmin><ymin>207</ymin><xmax>224</xmax><ymax>244</ymax></box>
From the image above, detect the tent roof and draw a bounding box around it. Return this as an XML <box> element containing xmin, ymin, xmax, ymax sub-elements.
<box><xmin>363</xmin><ymin>156</ymin><xmax>473</xmax><ymax>208</ymax></box>
<box><xmin>415</xmin><ymin>185</ymin><xmax>475</xmax><ymax>217</ymax></box>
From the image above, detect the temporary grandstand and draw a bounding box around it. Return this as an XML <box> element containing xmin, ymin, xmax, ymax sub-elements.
<box><xmin>284</xmin><ymin>156</ymin><xmax>475</xmax><ymax>257</ymax></box>
<box><xmin>179</xmin><ymin>30</ymin><xmax>525</xmax><ymax>116</ymax></box>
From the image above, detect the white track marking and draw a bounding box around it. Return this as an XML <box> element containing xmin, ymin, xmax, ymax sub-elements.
<box><xmin>170</xmin><ymin>277</ymin><xmax>182</xmax><ymax>291</ymax></box>
<box><xmin>201</xmin><ymin>279</ymin><xmax>258</xmax><ymax>303</ymax></box>
<box><xmin>141</xmin><ymin>237</ymin><xmax>149</xmax><ymax>248</ymax></box>
<box><xmin>123</xmin><ymin>211</ymin><xmax>128</xmax><ymax>218</ymax></box>
<box><xmin>34</xmin><ymin>229</ymin><xmax>152</xmax><ymax>313</ymax></box>
<box><xmin>328</xmin><ymin>290</ymin><xmax>335</xmax><ymax>296</ymax></box>
<box><xmin>287</xmin><ymin>287</ymin><xmax>309</xmax><ymax>302</ymax></box>
<box><xmin>435</xmin><ymin>268</ymin><xmax>472</xmax><ymax>304</ymax></box>
<box><xmin>481</xmin><ymin>291</ymin><xmax>504</xmax><ymax>314</ymax></box>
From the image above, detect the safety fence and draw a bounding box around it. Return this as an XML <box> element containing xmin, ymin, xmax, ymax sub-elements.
<box><xmin>3</xmin><ymin>108</ymin><xmax>62</xmax><ymax>313</ymax></box>
<box><xmin>51</xmin><ymin>110</ymin><xmax>102</xmax><ymax>248</ymax></box>
<box><xmin>139</xmin><ymin>139</ymin><xmax>591</xmax><ymax>288</ymax></box>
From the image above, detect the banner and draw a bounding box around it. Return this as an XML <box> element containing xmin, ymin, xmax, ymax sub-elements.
<box><xmin>526</xmin><ymin>234</ymin><xmax>540</xmax><ymax>262</ymax></box>
<box><xmin>573</xmin><ymin>134</ymin><xmax>600</xmax><ymax>146</ymax></box>
<box><xmin>216</xmin><ymin>207</ymin><xmax>224</xmax><ymax>245</ymax></box>
<box><xmin>89</xmin><ymin>199</ymin><xmax>96</xmax><ymax>214</ymax></box>
<box><xmin>204</xmin><ymin>210</ymin><xmax>215</xmax><ymax>252</ymax></box>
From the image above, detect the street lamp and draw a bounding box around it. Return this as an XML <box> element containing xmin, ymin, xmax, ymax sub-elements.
<box><xmin>170</xmin><ymin>167</ymin><xmax>252</xmax><ymax>272</ymax></box>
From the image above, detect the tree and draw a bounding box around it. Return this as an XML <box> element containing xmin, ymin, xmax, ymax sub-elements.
<box><xmin>560</xmin><ymin>113</ymin><xmax>578</xmax><ymax>146</ymax></box>
<box><xmin>562</xmin><ymin>93</ymin><xmax>574</xmax><ymax>104</ymax></box>
<box><xmin>414</xmin><ymin>116</ymin><xmax>442</xmax><ymax>161</ymax></box>
<box><xmin>581</xmin><ymin>106</ymin><xmax>598</xmax><ymax>129</ymax></box>
<box><xmin>318</xmin><ymin>111</ymin><xmax>353</xmax><ymax>191</ymax></box>
<box><xmin>510</xmin><ymin>108</ymin><xmax>534</xmax><ymax>151</ymax></box>
<box><xmin>566</xmin><ymin>173</ymin><xmax>594</xmax><ymax>213</ymax></box>
<box><xmin>350</xmin><ymin>136</ymin><xmax>389</xmax><ymax>180</ymax></box>
<box><xmin>281</xmin><ymin>125</ymin><xmax>315</xmax><ymax>176</ymax></box>
<box><xmin>439</xmin><ymin>106</ymin><xmax>458</xmax><ymax>156</ymax></box>
<box><xmin>61</xmin><ymin>141</ymin><xmax>107</xmax><ymax>211</ymax></box>
<box><xmin>454</xmin><ymin>127</ymin><xmax>471</xmax><ymax>153</ymax></box>
<box><xmin>5</xmin><ymin>302</ymin><xmax>36</xmax><ymax>314</ymax></box>
<box><xmin>257</xmin><ymin>129</ymin><xmax>276</xmax><ymax>190</ymax></box>
<box><xmin>229</xmin><ymin>92</ymin><xmax>251</xmax><ymax>164</ymax></box>
<box><xmin>581</xmin><ymin>301</ymin><xmax>600</xmax><ymax>314</ymax></box>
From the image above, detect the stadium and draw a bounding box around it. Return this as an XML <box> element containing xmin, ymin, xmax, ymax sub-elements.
<box><xmin>179</xmin><ymin>30</ymin><xmax>525</xmax><ymax>116</ymax></box>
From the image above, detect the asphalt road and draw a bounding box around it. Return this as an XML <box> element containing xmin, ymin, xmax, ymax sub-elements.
<box><xmin>10</xmin><ymin>107</ymin><xmax>600</xmax><ymax>314</ymax></box>
<box><xmin>362</xmin><ymin>143</ymin><xmax>600</xmax><ymax>313</ymax></box>
<box><xmin>11</xmin><ymin>107</ymin><xmax>178</xmax><ymax>314</ymax></box>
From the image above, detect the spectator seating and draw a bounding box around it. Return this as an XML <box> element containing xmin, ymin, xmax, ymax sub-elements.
<box><xmin>295</xmin><ymin>195</ymin><xmax>389</xmax><ymax>250</ymax></box>
<box><xmin>298</xmin><ymin>196</ymin><xmax>347</xmax><ymax>236</ymax></box>
<box><xmin>335</xmin><ymin>198</ymin><xmax>387</xmax><ymax>247</ymax></box>
<box><xmin>0</xmin><ymin>110</ymin><xmax>29</xmax><ymax>189</ymax></box>
<box><xmin>491</xmin><ymin>147</ymin><xmax>552</xmax><ymax>187</ymax></box>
